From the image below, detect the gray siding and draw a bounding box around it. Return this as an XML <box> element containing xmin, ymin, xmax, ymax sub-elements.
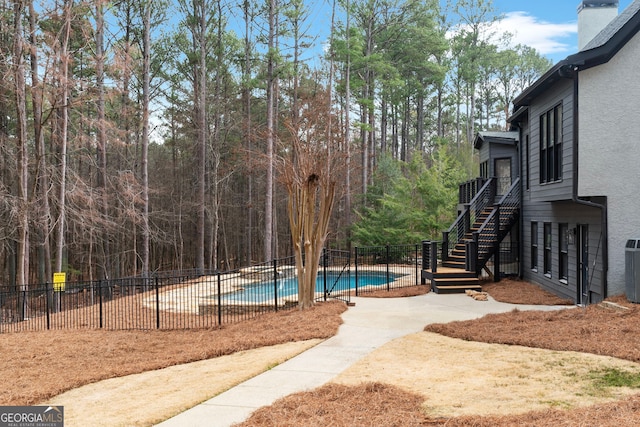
<box><xmin>521</xmin><ymin>201</ymin><xmax>604</xmax><ymax>303</ymax></box>
<box><xmin>524</xmin><ymin>79</ymin><xmax>574</xmax><ymax>204</ymax></box>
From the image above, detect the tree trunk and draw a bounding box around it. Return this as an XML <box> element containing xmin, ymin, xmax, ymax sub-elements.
<box><xmin>196</xmin><ymin>0</ymin><xmax>207</xmax><ymax>272</ymax></box>
<box><xmin>54</xmin><ymin>0</ymin><xmax>72</xmax><ymax>277</ymax></box>
<box><xmin>13</xmin><ymin>0</ymin><xmax>29</xmax><ymax>319</ymax></box>
<box><xmin>264</xmin><ymin>0</ymin><xmax>277</xmax><ymax>261</ymax></box>
<box><xmin>96</xmin><ymin>0</ymin><xmax>110</xmax><ymax>279</ymax></box>
<box><xmin>28</xmin><ymin>1</ymin><xmax>52</xmax><ymax>284</ymax></box>
<box><xmin>243</xmin><ymin>0</ymin><xmax>254</xmax><ymax>265</ymax></box>
<box><xmin>344</xmin><ymin>0</ymin><xmax>352</xmax><ymax>248</ymax></box>
<box><xmin>141</xmin><ymin>1</ymin><xmax>151</xmax><ymax>276</ymax></box>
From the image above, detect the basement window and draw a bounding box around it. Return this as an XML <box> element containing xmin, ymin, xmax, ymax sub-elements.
<box><xmin>544</xmin><ymin>222</ymin><xmax>552</xmax><ymax>277</ymax></box>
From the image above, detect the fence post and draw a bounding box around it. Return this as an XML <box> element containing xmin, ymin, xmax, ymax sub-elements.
<box><xmin>99</xmin><ymin>280</ymin><xmax>103</xmax><ymax>329</ymax></box>
<box><xmin>217</xmin><ymin>272</ymin><xmax>222</xmax><ymax>325</ymax></box>
<box><xmin>354</xmin><ymin>247</ymin><xmax>359</xmax><ymax>296</ymax></box>
<box><xmin>415</xmin><ymin>244</ymin><xmax>419</xmax><ymax>285</ymax></box>
<box><xmin>386</xmin><ymin>245</ymin><xmax>390</xmax><ymax>291</ymax></box>
<box><xmin>273</xmin><ymin>259</ymin><xmax>279</xmax><ymax>312</ymax></box>
<box><xmin>46</xmin><ymin>283</ymin><xmax>51</xmax><ymax>330</ymax></box>
<box><xmin>323</xmin><ymin>249</ymin><xmax>328</xmax><ymax>301</ymax></box>
<box><xmin>155</xmin><ymin>277</ymin><xmax>160</xmax><ymax>329</ymax></box>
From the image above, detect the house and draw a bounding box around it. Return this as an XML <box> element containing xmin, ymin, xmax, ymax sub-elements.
<box><xmin>423</xmin><ymin>0</ymin><xmax>640</xmax><ymax>304</ymax></box>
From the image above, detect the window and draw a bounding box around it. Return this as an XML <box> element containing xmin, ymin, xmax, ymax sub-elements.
<box><xmin>526</xmin><ymin>135</ymin><xmax>530</xmax><ymax>190</ymax></box>
<box><xmin>479</xmin><ymin>161</ymin><xmax>489</xmax><ymax>179</ymax></box>
<box><xmin>544</xmin><ymin>222</ymin><xmax>552</xmax><ymax>277</ymax></box>
<box><xmin>559</xmin><ymin>223</ymin><xmax>569</xmax><ymax>282</ymax></box>
<box><xmin>531</xmin><ymin>222</ymin><xmax>538</xmax><ymax>271</ymax></box>
<box><xmin>495</xmin><ymin>158</ymin><xmax>511</xmax><ymax>195</ymax></box>
<box><xmin>539</xmin><ymin>104</ymin><xmax>563</xmax><ymax>183</ymax></box>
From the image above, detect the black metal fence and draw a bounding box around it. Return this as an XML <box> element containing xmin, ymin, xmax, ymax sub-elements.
<box><xmin>354</xmin><ymin>244</ymin><xmax>421</xmax><ymax>296</ymax></box>
<box><xmin>0</xmin><ymin>246</ymin><xmax>422</xmax><ymax>332</ymax></box>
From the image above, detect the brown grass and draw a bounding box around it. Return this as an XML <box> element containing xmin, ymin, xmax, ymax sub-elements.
<box><xmin>237</xmin><ymin>282</ymin><xmax>640</xmax><ymax>427</ymax></box>
<box><xmin>482</xmin><ymin>277</ymin><xmax>574</xmax><ymax>305</ymax></box>
<box><xmin>1</xmin><ymin>301</ymin><xmax>346</xmax><ymax>406</ymax></box>
<box><xmin>356</xmin><ymin>284</ymin><xmax>431</xmax><ymax>298</ymax></box>
<box><xmin>242</xmin><ymin>382</ymin><xmax>428</xmax><ymax>427</ymax></box>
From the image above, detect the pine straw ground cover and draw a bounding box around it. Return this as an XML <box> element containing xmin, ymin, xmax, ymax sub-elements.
<box><xmin>0</xmin><ymin>301</ymin><xmax>346</xmax><ymax>406</ymax></box>
<box><xmin>5</xmin><ymin>278</ymin><xmax>640</xmax><ymax>426</ymax></box>
<box><xmin>238</xmin><ymin>279</ymin><xmax>640</xmax><ymax>427</ymax></box>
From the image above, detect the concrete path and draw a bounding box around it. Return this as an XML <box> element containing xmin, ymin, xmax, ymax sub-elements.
<box><xmin>156</xmin><ymin>292</ymin><xmax>569</xmax><ymax>427</ymax></box>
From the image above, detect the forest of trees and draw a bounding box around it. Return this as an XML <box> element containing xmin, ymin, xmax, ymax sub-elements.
<box><xmin>0</xmin><ymin>0</ymin><xmax>551</xmax><ymax>288</ymax></box>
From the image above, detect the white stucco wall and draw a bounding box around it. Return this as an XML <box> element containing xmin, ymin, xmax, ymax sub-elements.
<box><xmin>578</xmin><ymin>33</ymin><xmax>640</xmax><ymax>296</ymax></box>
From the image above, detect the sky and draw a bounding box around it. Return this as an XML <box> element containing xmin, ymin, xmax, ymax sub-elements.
<box><xmin>299</xmin><ymin>0</ymin><xmax>637</xmax><ymax>69</ymax></box>
<box><xmin>487</xmin><ymin>0</ymin><xmax>635</xmax><ymax>63</ymax></box>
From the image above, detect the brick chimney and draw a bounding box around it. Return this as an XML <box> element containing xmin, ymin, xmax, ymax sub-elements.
<box><xmin>578</xmin><ymin>0</ymin><xmax>619</xmax><ymax>50</ymax></box>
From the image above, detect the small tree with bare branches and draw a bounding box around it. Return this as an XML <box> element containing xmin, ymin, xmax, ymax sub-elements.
<box><xmin>277</xmin><ymin>110</ymin><xmax>344</xmax><ymax>309</ymax></box>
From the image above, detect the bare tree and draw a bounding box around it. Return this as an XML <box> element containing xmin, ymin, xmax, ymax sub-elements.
<box><xmin>264</xmin><ymin>0</ymin><xmax>277</xmax><ymax>261</ymax></box>
<box><xmin>12</xmin><ymin>0</ymin><xmax>29</xmax><ymax>318</ymax></box>
<box><xmin>95</xmin><ymin>0</ymin><xmax>110</xmax><ymax>279</ymax></box>
<box><xmin>196</xmin><ymin>0</ymin><xmax>208</xmax><ymax>272</ymax></box>
<box><xmin>28</xmin><ymin>1</ymin><xmax>53</xmax><ymax>284</ymax></box>
<box><xmin>54</xmin><ymin>0</ymin><xmax>72</xmax><ymax>276</ymax></box>
<box><xmin>141</xmin><ymin>0</ymin><xmax>151</xmax><ymax>276</ymax></box>
<box><xmin>278</xmin><ymin>84</ymin><xmax>344</xmax><ymax>308</ymax></box>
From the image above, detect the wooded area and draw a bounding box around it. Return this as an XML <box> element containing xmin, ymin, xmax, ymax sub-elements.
<box><xmin>0</xmin><ymin>0</ymin><xmax>551</xmax><ymax>289</ymax></box>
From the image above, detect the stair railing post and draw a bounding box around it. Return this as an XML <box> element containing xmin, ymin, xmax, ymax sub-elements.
<box><xmin>421</xmin><ymin>241</ymin><xmax>429</xmax><ymax>282</ymax></box>
<box><xmin>430</xmin><ymin>241</ymin><xmax>438</xmax><ymax>273</ymax></box>
<box><xmin>466</xmin><ymin>234</ymin><xmax>478</xmax><ymax>273</ymax></box>
<box><xmin>463</xmin><ymin>204</ymin><xmax>471</xmax><ymax>235</ymax></box>
<box><xmin>441</xmin><ymin>231</ymin><xmax>449</xmax><ymax>262</ymax></box>
<box><xmin>494</xmin><ymin>204</ymin><xmax>501</xmax><ymax>282</ymax></box>
<box><xmin>489</xmin><ymin>177</ymin><xmax>497</xmax><ymax>202</ymax></box>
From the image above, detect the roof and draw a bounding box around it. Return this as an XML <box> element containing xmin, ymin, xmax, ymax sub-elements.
<box><xmin>581</xmin><ymin>0</ymin><xmax>640</xmax><ymax>50</ymax></box>
<box><xmin>512</xmin><ymin>0</ymin><xmax>640</xmax><ymax>109</ymax></box>
<box><xmin>473</xmin><ymin>131</ymin><xmax>519</xmax><ymax>150</ymax></box>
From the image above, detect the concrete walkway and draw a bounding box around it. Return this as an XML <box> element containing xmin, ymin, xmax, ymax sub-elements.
<box><xmin>156</xmin><ymin>292</ymin><xmax>570</xmax><ymax>427</ymax></box>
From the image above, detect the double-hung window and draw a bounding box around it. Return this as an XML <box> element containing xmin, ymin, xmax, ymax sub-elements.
<box><xmin>540</xmin><ymin>104</ymin><xmax>563</xmax><ymax>183</ymax></box>
<box><xmin>544</xmin><ymin>222</ymin><xmax>552</xmax><ymax>277</ymax></box>
<box><xmin>531</xmin><ymin>222</ymin><xmax>538</xmax><ymax>271</ymax></box>
<box><xmin>559</xmin><ymin>223</ymin><xmax>568</xmax><ymax>282</ymax></box>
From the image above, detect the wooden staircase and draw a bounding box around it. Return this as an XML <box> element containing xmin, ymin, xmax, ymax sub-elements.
<box><xmin>423</xmin><ymin>208</ymin><xmax>492</xmax><ymax>294</ymax></box>
<box><xmin>422</xmin><ymin>178</ymin><xmax>520</xmax><ymax>294</ymax></box>
<box><xmin>425</xmin><ymin>267</ymin><xmax>482</xmax><ymax>294</ymax></box>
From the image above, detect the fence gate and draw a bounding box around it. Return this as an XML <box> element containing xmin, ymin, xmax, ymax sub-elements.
<box><xmin>316</xmin><ymin>249</ymin><xmax>352</xmax><ymax>303</ymax></box>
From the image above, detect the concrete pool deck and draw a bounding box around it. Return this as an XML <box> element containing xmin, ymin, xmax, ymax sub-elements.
<box><xmin>145</xmin><ymin>265</ymin><xmax>419</xmax><ymax>314</ymax></box>
<box><xmin>155</xmin><ymin>291</ymin><xmax>570</xmax><ymax>427</ymax></box>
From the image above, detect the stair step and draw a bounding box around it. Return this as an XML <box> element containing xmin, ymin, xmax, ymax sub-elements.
<box><xmin>433</xmin><ymin>277</ymin><xmax>480</xmax><ymax>285</ymax></box>
<box><xmin>443</xmin><ymin>261</ymin><xmax>466</xmax><ymax>269</ymax></box>
<box><xmin>432</xmin><ymin>283</ymin><xmax>482</xmax><ymax>294</ymax></box>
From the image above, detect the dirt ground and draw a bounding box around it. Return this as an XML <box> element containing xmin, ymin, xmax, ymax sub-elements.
<box><xmin>6</xmin><ymin>279</ymin><xmax>640</xmax><ymax>426</ymax></box>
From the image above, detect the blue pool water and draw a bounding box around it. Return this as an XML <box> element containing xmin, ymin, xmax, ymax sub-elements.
<box><xmin>222</xmin><ymin>271</ymin><xmax>401</xmax><ymax>302</ymax></box>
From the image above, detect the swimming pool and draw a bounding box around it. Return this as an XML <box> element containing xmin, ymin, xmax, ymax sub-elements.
<box><xmin>221</xmin><ymin>271</ymin><xmax>402</xmax><ymax>302</ymax></box>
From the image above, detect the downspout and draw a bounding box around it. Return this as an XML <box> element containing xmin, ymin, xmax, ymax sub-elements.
<box><xmin>569</xmin><ymin>65</ymin><xmax>609</xmax><ymax>302</ymax></box>
<box><xmin>518</xmin><ymin>128</ymin><xmax>524</xmax><ymax>280</ymax></box>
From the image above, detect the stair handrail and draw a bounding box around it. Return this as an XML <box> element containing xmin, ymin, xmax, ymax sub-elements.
<box><xmin>472</xmin><ymin>178</ymin><xmax>521</xmax><ymax>270</ymax></box>
<box><xmin>443</xmin><ymin>177</ymin><xmax>496</xmax><ymax>261</ymax></box>
<box><xmin>458</xmin><ymin>177</ymin><xmax>488</xmax><ymax>204</ymax></box>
